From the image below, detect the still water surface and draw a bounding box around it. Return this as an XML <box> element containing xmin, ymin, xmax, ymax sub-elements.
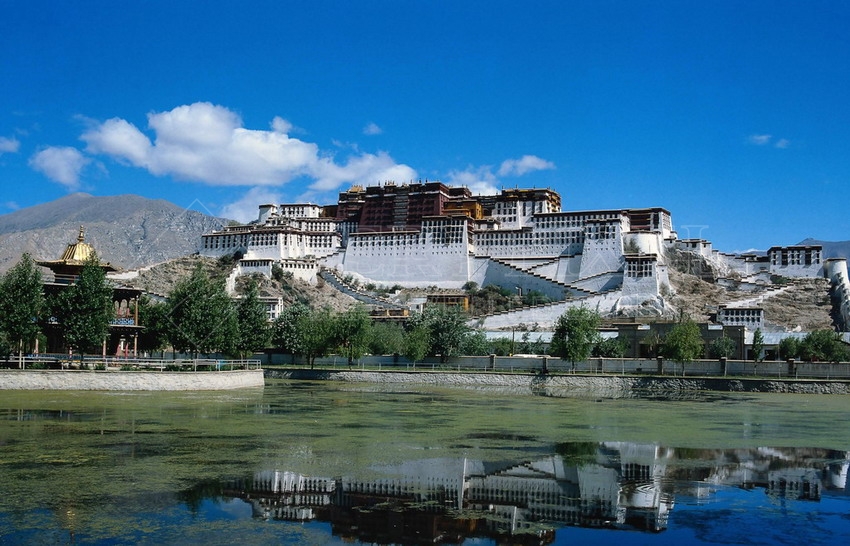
<box><xmin>1</xmin><ymin>380</ymin><xmax>849</xmax><ymax>545</ymax></box>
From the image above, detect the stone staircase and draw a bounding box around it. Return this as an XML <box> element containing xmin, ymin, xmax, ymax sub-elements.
<box><xmin>318</xmin><ymin>268</ymin><xmax>405</xmax><ymax>309</ymax></box>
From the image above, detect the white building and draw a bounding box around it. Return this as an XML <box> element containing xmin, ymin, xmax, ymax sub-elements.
<box><xmin>768</xmin><ymin>245</ymin><xmax>824</xmax><ymax>277</ymax></box>
<box><xmin>199</xmin><ymin>184</ymin><xmax>829</xmax><ymax>326</ymax></box>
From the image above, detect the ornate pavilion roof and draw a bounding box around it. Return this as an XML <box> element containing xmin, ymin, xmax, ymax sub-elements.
<box><xmin>37</xmin><ymin>226</ymin><xmax>117</xmax><ymax>275</ymax></box>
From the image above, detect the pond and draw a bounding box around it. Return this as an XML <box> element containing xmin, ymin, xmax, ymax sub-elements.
<box><xmin>1</xmin><ymin>380</ymin><xmax>849</xmax><ymax>545</ymax></box>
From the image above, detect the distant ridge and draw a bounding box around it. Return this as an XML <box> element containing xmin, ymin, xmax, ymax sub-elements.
<box><xmin>0</xmin><ymin>193</ymin><xmax>230</xmax><ymax>272</ymax></box>
<box><xmin>797</xmin><ymin>238</ymin><xmax>850</xmax><ymax>260</ymax></box>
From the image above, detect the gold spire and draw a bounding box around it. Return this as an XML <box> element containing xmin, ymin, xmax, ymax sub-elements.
<box><xmin>60</xmin><ymin>225</ymin><xmax>95</xmax><ymax>263</ymax></box>
<box><xmin>36</xmin><ymin>226</ymin><xmax>117</xmax><ymax>278</ymax></box>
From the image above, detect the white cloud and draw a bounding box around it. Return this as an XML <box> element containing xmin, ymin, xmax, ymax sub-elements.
<box><xmin>447</xmin><ymin>165</ymin><xmax>500</xmax><ymax>195</ymax></box>
<box><xmin>29</xmin><ymin>146</ymin><xmax>90</xmax><ymax>190</ymax></box>
<box><xmin>2</xmin><ymin>201</ymin><xmax>19</xmax><ymax>211</ymax></box>
<box><xmin>748</xmin><ymin>134</ymin><xmax>772</xmax><ymax>145</ymax></box>
<box><xmin>220</xmin><ymin>186</ymin><xmax>284</xmax><ymax>223</ymax></box>
<box><xmin>363</xmin><ymin>122</ymin><xmax>383</xmax><ymax>135</ymax></box>
<box><xmin>0</xmin><ymin>136</ymin><xmax>20</xmax><ymax>154</ymax></box>
<box><xmin>447</xmin><ymin>154</ymin><xmax>555</xmax><ymax>195</ymax></box>
<box><xmin>497</xmin><ymin>155</ymin><xmax>556</xmax><ymax>177</ymax></box>
<box><xmin>80</xmin><ymin>102</ymin><xmax>415</xmax><ymax>192</ymax></box>
<box><xmin>311</xmin><ymin>150</ymin><xmax>416</xmax><ymax>191</ymax></box>
<box><xmin>747</xmin><ymin>134</ymin><xmax>791</xmax><ymax>149</ymax></box>
<box><xmin>83</xmin><ymin>117</ymin><xmax>152</xmax><ymax>166</ymax></box>
<box><xmin>271</xmin><ymin>116</ymin><xmax>293</xmax><ymax>134</ymax></box>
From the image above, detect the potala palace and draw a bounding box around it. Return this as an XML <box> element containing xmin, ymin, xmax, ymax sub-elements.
<box><xmin>200</xmin><ymin>182</ymin><xmax>850</xmax><ymax>330</ymax></box>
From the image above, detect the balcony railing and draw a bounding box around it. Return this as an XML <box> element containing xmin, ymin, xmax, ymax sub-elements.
<box><xmin>110</xmin><ymin>317</ymin><xmax>136</xmax><ymax>326</ymax></box>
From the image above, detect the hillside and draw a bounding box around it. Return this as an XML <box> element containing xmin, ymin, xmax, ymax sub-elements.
<box><xmin>118</xmin><ymin>255</ymin><xmax>357</xmax><ymax>312</ymax></box>
<box><xmin>667</xmin><ymin>269</ymin><xmax>834</xmax><ymax>332</ymax></box>
<box><xmin>0</xmin><ymin>193</ymin><xmax>228</xmax><ymax>272</ymax></box>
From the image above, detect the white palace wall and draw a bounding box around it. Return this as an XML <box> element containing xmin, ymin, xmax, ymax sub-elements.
<box><xmin>342</xmin><ymin>234</ymin><xmax>472</xmax><ymax>287</ymax></box>
<box><xmin>526</xmin><ymin>256</ymin><xmax>583</xmax><ymax>284</ymax></box>
<box><xmin>475</xmin><ymin>259</ymin><xmax>570</xmax><ymax>302</ymax></box>
<box><xmin>628</xmin><ymin>231</ymin><xmax>666</xmax><ymax>256</ymax></box>
<box><xmin>473</xmin><ymin>228</ymin><xmax>583</xmax><ymax>258</ymax></box>
<box><xmin>578</xmin><ymin>220</ymin><xmax>626</xmax><ymax>278</ymax></box>
<box><xmin>768</xmin><ymin>246</ymin><xmax>824</xmax><ymax>278</ymax></box>
<box><xmin>769</xmin><ymin>262</ymin><xmax>824</xmax><ymax>278</ymax></box>
<box><xmin>571</xmin><ymin>271</ymin><xmax>623</xmax><ymax>293</ymax></box>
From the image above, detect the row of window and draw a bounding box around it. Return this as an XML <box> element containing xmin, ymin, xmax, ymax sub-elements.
<box><xmin>625</xmin><ymin>262</ymin><xmax>655</xmax><ymax>278</ymax></box>
<box><xmin>476</xmin><ymin>234</ymin><xmax>583</xmax><ymax>247</ymax></box>
<box><xmin>349</xmin><ymin>236</ymin><xmax>465</xmax><ymax>247</ymax></box>
<box><xmin>203</xmin><ymin>234</ymin><xmax>249</xmax><ymax>249</ymax></box>
<box><xmin>770</xmin><ymin>250</ymin><xmax>821</xmax><ymax>266</ymax></box>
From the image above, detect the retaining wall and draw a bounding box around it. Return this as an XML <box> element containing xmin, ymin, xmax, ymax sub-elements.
<box><xmin>263</xmin><ymin>353</ymin><xmax>850</xmax><ymax>379</ymax></box>
<box><xmin>0</xmin><ymin>369</ymin><xmax>265</xmax><ymax>391</ymax></box>
<box><xmin>264</xmin><ymin>369</ymin><xmax>850</xmax><ymax>396</ymax></box>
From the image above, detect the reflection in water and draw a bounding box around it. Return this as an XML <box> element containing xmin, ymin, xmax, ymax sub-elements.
<box><xmin>5</xmin><ymin>387</ymin><xmax>850</xmax><ymax>544</ymax></box>
<box><xmin>196</xmin><ymin>444</ymin><xmax>850</xmax><ymax>545</ymax></box>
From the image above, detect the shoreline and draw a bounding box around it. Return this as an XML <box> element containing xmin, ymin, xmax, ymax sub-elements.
<box><xmin>1</xmin><ymin>367</ymin><xmax>847</xmax><ymax>395</ymax></box>
<box><xmin>0</xmin><ymin>369</ymin><xmax>265</xmax><ymax>391</ymax></box>
<box><xmin>265</xmin><ymin>368</ymin><xmax>850</xmax><ymax>396</ymax></box>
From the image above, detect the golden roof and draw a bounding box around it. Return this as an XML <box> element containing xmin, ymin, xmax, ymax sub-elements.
<box><xmin>37</xmin><ymin>226</ymin><xmax>116</xmax><ymax>272</ymax></box>
<box><xmin>59</xmin><ymin>226</ymin><xmax>95</xmax><ymax>263</ymax></box>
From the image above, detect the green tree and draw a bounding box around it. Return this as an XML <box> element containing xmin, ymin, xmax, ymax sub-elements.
<box><xmin>751</xmin><ymin>328</ymin><xmax>765</xmax><ymax>362</ymax></box>
<box><xmin>459</xmin><ymin>330</ymin><xmax>490</xmax><ymax>356</ymax></box>
<box><xmin>0</xmin><ymin>332</ymin><xmax>12</xmax><ymax>360</ymax></box>
<box><xmin>52</xmin><ymin>255</ymin><xmax>114</xmax><ymax>357</ymax></box>
<box><xmin>0</xmin><ymin>254</ymin><xmax>44</xmax><ymax>367</ymax></box>
<box><xmin>550</xmin><ymin>307</ymin><xmax>601</xmax><ymax>365</ymax></box>
<box><xmin>233</xmin><ymin>279</ymin><xmax>270</xmax><ymax>358</ymax></box>
<box><xmin>592</xmin><ymin>336</ymin><xmax>627</xmax><ymax>358</ymax></box>
<box><xmin>413</xmin><ymin>305</ymin><xmax>470</xmax><ymax>362</ymax></box>
<box><xmin>462</xmin><ymin>281</ymin><xmax>478</xmax><ymax>293</ymax></box>
<box><xmin>368</xmin><ymin>321</ymin><xmax>406</xmax><ymax>356</ymax></box>
<box><xmin>333</xmin><ymin>305</ymin><xmax>371</xmax><ymax>366</ymax></box>
<box><xmin>516</xmin><ymin>331</ymin><xmax>546</xmax><ymax>355</ymax></box>
<box><xmin>800</xmin><ymin>330</ymin><xmax>849</xmax><ymax>362</ymax></box>
<box><xmin>522</xmin><ymin>290</ymin><xmax>551</xmax><ymax>306</ymax></box>
<box><xmin>298</xmin><ymin>308</ymin><xmax>335</xmax><ymax>368</ymax></box>
<box><xmin>663</xmin><ymin>317</ymin><xmax>704</xmax><ymax>364</ymax></box>
<box><xmin>778</xmin><ymin>336</ymin><xmax>801</xmax><ymax>360</ymax></box>
<box><xmin>644</xmin><ymin>332</ymin><xmax>664</xmax><ymax>358</ymax></box>
<box><xmin>708</xmin><ymin>335</ymin><xmax>736</xmax><ymax>359</ymax></box>
<box><xmin>165</xmin><ymin>264</ymin><xmax>237</xmax><ymax>358</ymax></box>
<box><xmin>489</xmin><ymin>337</ymin><xmax>514</xmax><ymax>356</ymax></box>
<box><xmin>272</xmin><ymin>303</ymin><xmax>310</xmax><ymax>360</ymax></box>
<box><xmin>137</xmin><ymin>296</ymin><xmax>170</xmax><ymax>357</ymax></box>
<box><xmin>403</xmin><ymin>324</ymin><xmax>430</xmax><ymax>365</ymax></box>
<box><xmin>468</xmin><ymin>284</ymin><xmax>513</xmax><ymax>315</ymax></box>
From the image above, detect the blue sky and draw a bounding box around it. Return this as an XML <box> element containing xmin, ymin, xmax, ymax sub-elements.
<box><xmin>1</xmin><ymin>0</ymin><xmax>848</xmax><ymax>251</ymax></box>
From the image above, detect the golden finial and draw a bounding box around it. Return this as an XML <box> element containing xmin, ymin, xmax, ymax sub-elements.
<box><xmin>77</xmin><ymin>225</ymin><xmax>85</xmax><ymax>243</ymax></box>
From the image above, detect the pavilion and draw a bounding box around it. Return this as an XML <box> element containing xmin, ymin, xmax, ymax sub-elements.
<box><xmin>37</xmin><ymin>226</ymin><xmax>144</xmax><ymax>356</ymax></box>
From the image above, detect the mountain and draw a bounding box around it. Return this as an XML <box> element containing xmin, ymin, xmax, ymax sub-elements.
<box><xmin>797</xmin><ymin>238</ymin><xmax>850</xmax><ymax>260</ymax></box>
<box><xmin>0</xmin><ymin>193</ymin><xmax>229</xmax><ymax>272</ymax></box>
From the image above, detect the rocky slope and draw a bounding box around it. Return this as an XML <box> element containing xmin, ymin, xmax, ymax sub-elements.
<box><xmin>667</xmin><ymin>265</ymin><xmax>834</xmax><ymax>331</ymax></box>
<box><xmin>119</xmin><ymin>255</ymin><xmax>357</xmax><ymax>312</ymax></box>
<box><xmin>0</xmin><ymin>193</ymin><xmax>228</xmax><ymax>272</ymax></box>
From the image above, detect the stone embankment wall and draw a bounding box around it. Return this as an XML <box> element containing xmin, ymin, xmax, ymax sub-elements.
<box><xmin>0</xmin><ymin>369</ymin><xmax>265</xmax><ymax>390</ymax></box>
<box><xmin>265</xmin><ymin>369</ymin><xmax>850</xmax><ymax>396</ymax></box>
